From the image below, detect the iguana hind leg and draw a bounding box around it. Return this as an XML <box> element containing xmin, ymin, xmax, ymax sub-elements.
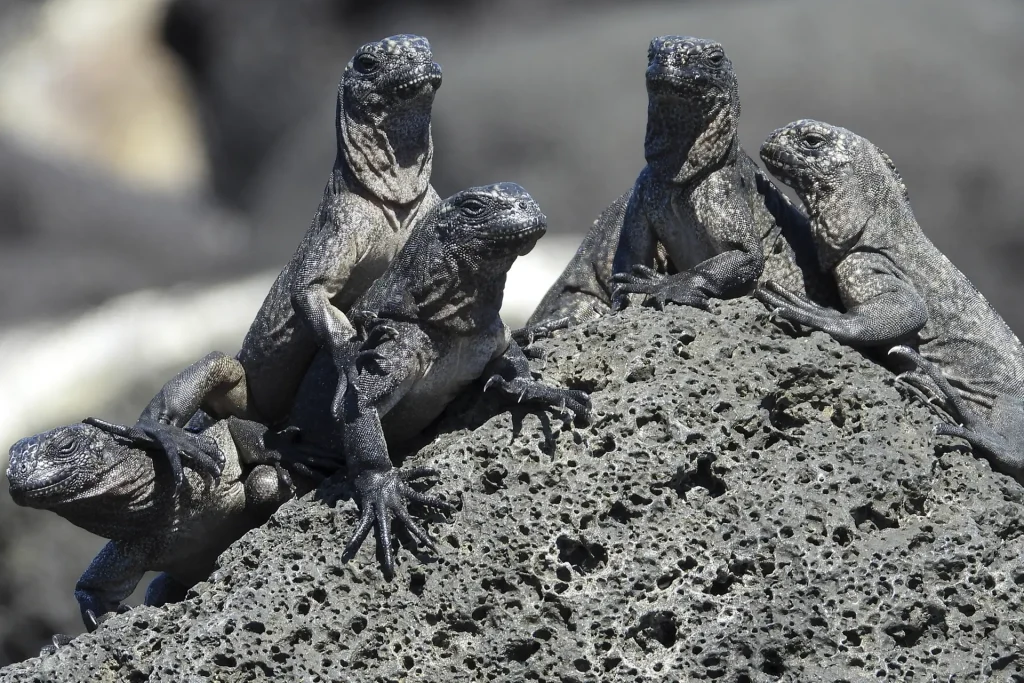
<box><xmin>890</xmin><ymin>345</ymin><xmax>1024</xmax><ymax>482</ymax></box>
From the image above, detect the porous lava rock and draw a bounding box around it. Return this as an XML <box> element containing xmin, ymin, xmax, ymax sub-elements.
<box><xmin>4</xmin><ymin>299</ymin><xmax>1023</xmax><ymax>681</ymax></box>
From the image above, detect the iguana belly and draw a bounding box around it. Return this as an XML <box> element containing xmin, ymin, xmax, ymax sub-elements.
<box><xmin>383</xmin><ymin>331</ymin><xmax>504</xmax><ymax>445</ymax></box>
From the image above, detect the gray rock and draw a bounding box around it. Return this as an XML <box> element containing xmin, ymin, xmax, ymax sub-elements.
<box><xmin>5</xmin><ymin>299</ymin><xmax>1024</xmax><ymax>680</ymax></box>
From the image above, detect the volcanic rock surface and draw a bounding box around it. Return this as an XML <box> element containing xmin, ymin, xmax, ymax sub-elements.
<box><xmin>4</xmin><ymin>299</ymin><xmax>1023</xmax><ymax>681</ymax></box>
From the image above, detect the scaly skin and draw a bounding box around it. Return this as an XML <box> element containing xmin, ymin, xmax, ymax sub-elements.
<box><xmin>757</xmin><ymin>119</ymin><xmax>1024</xmax><ymax>483</ymax></box>
<box><xmin>130</xmin><ymin>34</ymin><xmax>443</xmax><ymax>457</ymax></box>
<box><xmin>523</xmin><ymin>36</ymin><xmax>833</xmax><ymax>330</ymax></box>
<box><xmin>286</xmin><ymin>183</ymin><xmax>592</xmax><ymax>576</ymax></box>
<box><xmin>6</xmin><ymin>417</ymin><xmax>318</xmax><ymax>644</ymax></box>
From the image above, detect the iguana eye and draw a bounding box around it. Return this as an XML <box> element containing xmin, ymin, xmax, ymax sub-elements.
<box><xmin>704</xmin><ymin>50</ymin><xmax>725</xmax><ymax>66</ymax></box>
<box><xmin>802</xmin><ymin>133</ymin><xmax>827</xmax><ymax>149</ymax></box>
<box><xmin>460</xmin><ymin>198</ymin><xmax>487</xmax><ymax>217</ymax></box>
<box><xmin>58</xmin><ymin>436</ymin><xmax>78</xmax><ymax>454</ymax></box>
<box><xmin>355</xmin><ymin>53</ymin><xmax>380</xmax><ymax>74</ymax></box>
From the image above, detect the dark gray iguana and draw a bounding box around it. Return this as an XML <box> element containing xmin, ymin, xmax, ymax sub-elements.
<box><xmin>6</xmin><ymin>416</ymin><xmax>321</xmax><ymax>647</ymax></box>
<box><xmin>279</xmin><ymin>182</ymin><xmax>592</xmax><ymax>575</ymax></box>
<box><xmin>755</xmin><ymin>119</ymin><xmax>1024</xmax><ymax>483</ymax></box>
<box><xmin>523</xmin><ymin>36</ymin><xmax>834</xmax><ymax>334</ymax></box>
<box><xmin>130</xmin><ymin>34</ymin><xmax>443</xmax><ymax>463</ymax></box>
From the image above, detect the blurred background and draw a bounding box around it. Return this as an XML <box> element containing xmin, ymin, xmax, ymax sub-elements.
<box><xmin>0</xmin><ymin>0</ymin><xmax>1023</xmax><ymax>664</ymax></box>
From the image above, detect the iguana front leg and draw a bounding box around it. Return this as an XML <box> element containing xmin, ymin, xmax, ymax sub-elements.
<box><xmin>338</xmin><ymin>325</ymin><xmax>454</xmax><ymax>576</ymax></box>
<box><xmin>889</xmin><ymin>346</ymin><xmax>1024</xmax><ymax>482</ymax></box>
<box><xmin>40</xmin><ymin>541</ymin><xmax>145</xmax><ymax>655</ymax></box>
<box><xmin>74</xmin><ymin>540</ymin><xmax>152</xmax><ymax>630</ymax></box>
<box><xmin>482</xmin><ymin>338</ymin><xmax>591</xmax><ymax>419</ymax></box>
<box><xmin>756</xmin><ymin>279</ymin><xmax>928</xmax><ymax>346</ymax></box>
<box><xmin>611</xmin><ymin>247</ymin><xmax>761</xmax><ymax>311</ymax></box>
<box><xmin>288</xmin><ymin>212</ymin><xmax>369</xmax><ymax>419</ymax></box>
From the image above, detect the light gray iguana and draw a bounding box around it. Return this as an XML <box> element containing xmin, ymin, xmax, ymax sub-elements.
<box><xmin>756</xmin><ymin>119</ymin><xmax>1024</xmax><ymax>483</ymax></box>
<box><xmin>522</xmin><ymin>35</ymin><xmax>835</xmax><ymax>336</ymax></box>
<box><xmin>127</xmin><ymin>34</ymin><xmax>444</xmax><ymax>467</ymax></box>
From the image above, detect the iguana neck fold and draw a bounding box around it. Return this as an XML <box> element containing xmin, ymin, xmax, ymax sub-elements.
<box><xmin>644</xmin><ymin>92</ymin><xmax>738</xmax><ymax>186</ymax></box>
<box><xmin>337</xmin><ymin>92</ymin><xmax>433</xmax><ymax>206</ymax></box>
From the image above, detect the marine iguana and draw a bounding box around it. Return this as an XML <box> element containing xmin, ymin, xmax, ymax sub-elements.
<box><xmin>523</xmin><ymin>36</ymin><xmax>831</xmax><ymax>331</ymax></box>
<box><xmin>281</xmin><ymin>182</ymin><xmax>592</xmax><ymax>575</ymax></box>
<box><xmin>6</xmin><ymin>416</ymin><xmax>320</xmax><ymax>644</ymax></box>
<box><xmin>756</xmin><ymin>119</ymin><xmax>1024</xmax><ymax>483</ymax></box>
<box><xmin>128</xmin><ymin>34</ymin><xmax>443</xmax><ymax>460</ymax></box>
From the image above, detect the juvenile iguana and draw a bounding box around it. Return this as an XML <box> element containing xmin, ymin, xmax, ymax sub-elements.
<box><xmin>131</xmin><ymin>34</ymin><xmax>443</xmax><ymax>454</ymax></box>
<box><xmin>281</xmin><ymin>182</ymin><xmax>593</xmax><ymax>575</ymax></box>
<box><xmin>525</xmin><ymin>36</ymin><xmax>833</xmax><ymax>332</ymax></box>
<box><xmin>756</xmin><ymin>119</ymin><xmax>1024</xmax><ymax>483</ymax></box>
<box><xmin>6</xmin><ymin>416</ymin><xmax>320</xmax><ymax>642</ymax></box>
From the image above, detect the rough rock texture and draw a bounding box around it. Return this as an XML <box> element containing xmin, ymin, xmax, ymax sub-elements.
<box><xmin>5</xmin><ymin>299</ymin><xmax>1024</xmax><ymax>681</ymax></box>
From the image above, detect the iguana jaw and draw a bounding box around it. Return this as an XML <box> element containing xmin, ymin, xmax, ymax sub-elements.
<box><xmin>393</xmin><ymin>63</ymin><xmax>443</xmax><ymax>101</ymax></box>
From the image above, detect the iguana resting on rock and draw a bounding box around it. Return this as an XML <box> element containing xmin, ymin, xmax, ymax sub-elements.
<box><xmin>524</xmin><ymin>36</ymin><xmax>834</xmax><ymax>333</ymax></box>
<box><xmin>130</xmin><ymin>34</ymin><xmax>443</xmax><ymax>459</ymax></box>
<box><xmin>6</xmin><ymin>416</ymin><xmax>319</xmax><ymax>645</ymax></box>
<box><xmin>756</xmin><ymin>119</ymin><xmax>1024</xmax><ymax>483</ymax></box>
<box><xmin>280</xmin><ymin>182</ymin><xmax>592</xmax><ymax>575</ymax></box>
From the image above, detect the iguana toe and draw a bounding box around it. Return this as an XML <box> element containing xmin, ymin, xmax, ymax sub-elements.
<box><xmin>40</xmin><ymin>633</ymin><xmax>73</xmax><ymax>656</ymax></box>
<box><xmin>342</xmin><ymin>468</ymin><xmax>450</xmax><ymax>576</ymax></box>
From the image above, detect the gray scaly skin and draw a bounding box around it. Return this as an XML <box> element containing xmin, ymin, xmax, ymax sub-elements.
<box><xmin>131</xmin><ymin>34</ymin><xmax>443</xmax><ymax>453</ymax></box>
<box><xmin>286</xmin><ymin>183</ymin><xmax>592</xmax><ymax>576</ymax></box>
<box><xmin>591</xmin><ymin>36</ymin><xmax>835</xmax><ymax>316</ymax></box>
<box><xmin>6</xmin><ymin>417</ymin><xmax>318</xmax><ymax>644</ymax></box>
<box><xmin>756</xmin><ymin>119</ymin><xmax>1024</xmax><ymax>482</ymax></box>
<box><xmin>524</xmin><ymin>190</ymin><xmax>636</xmax><ymax>330</ymax></box>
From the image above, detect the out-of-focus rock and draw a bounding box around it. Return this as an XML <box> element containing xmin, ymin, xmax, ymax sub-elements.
<box><xmin>0</xmin><ymin>134</ymin><xmax>250</xmax><ymax>326</ymax></box>
<box><xmin>0</xmin><ymin>0</ymin><xmax>206</xmax><ymax>190</ymax></box>
<box><xmin>165</xmin><ymin>0</ymin><xmax>1024</xmax><ymax>334</ymax></box>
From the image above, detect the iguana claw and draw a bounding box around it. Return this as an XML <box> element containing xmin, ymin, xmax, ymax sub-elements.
<box><xmin>342</xmin><ymin>467</ymin><xmax>453</xmax><ymax>576</ymax></box>
<box><xmin>483</xmin><ymin>375</ymin><xmax>591</xmax><ymax>420</ymax></box>
<box><xmin>82</xmin><ymin>417</ymin><xmax>225</xmax><ymax>491</ymax></box>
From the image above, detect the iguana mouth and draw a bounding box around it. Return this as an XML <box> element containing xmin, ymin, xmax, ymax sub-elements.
<box><xmin>761</xmin><ymin>143</ymin><xmax>805</xmax><ymax>176</ymax></box>
<box><xmin>483</xmin><ymin>218</ymin><xmax>546</xmax><ymax>255</ymax></box>
<box><xmin>395</xmin><ymin>64</ymin><xmax>442</xmax><ymax>99</ymax></box>
<box><xmin>647</xmin><ymin>71</ymin><xmax>722</xmax><ymax>97</ymax></box>
<box><xmin>8</xmin><ymin>471</ymin><xmax>75</xmax><ymax>504</ymax></box>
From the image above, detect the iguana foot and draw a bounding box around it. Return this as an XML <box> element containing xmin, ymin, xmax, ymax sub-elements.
<box><xmin>511</xmin><ymin>317</ymin><xmax>571</xmax><ymax>348</ymax></box>
<box><xmin>755</xmin><ymin>280</ymin><xmax>838</xmax><ymax>328</ymax></box>
<box><xmin>612</xmin><ymin>266</ymin><xmax>712</xmax><ymax>311</ymax></box>
<box><xmin>934</xmin><ymin>419</ymin><xmax>1024</xmax><ymax>483</ymax></box>
<box><xmin>39</xmin><ymin>633</ymin><xmax>74</xmax><ymax>656</ymax></box>
<box><xmin>343</xmin><ymin>467</ymin><xmax>453</xmax><ymax>577</ymax></box>
<box><xmin>82</xmin><ymin>417</ymin><xmax>225</xmax><ymax>491</ymax></box>
<box><xmin>484</xmin><ymin>374</ymin><xmax>592</xmax><ymax>420</ymax></box>
<box><xmin>888</xmin><ymin>345</ymin><xmax>1024</xmax><ymax>483</ymax></box>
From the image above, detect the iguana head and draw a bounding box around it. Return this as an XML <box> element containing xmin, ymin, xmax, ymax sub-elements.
<box><xmin>369</xmin><ymin>183</ymin><xmax>546</xmax><ymax>329</ymax></box>
<box><xmin>338</xmin><ymin>34</ymin><xmax>442</xmax><ymax>204</ymax></box>
<box><xmin>644</xmin><ymin>36</ymin><xmax>740</xmax><ymax>183</ymax></box>
<box><xmin>7</xmin><ymin>423</ymin><xmax>160</xmax><ymax>538</ymax></box>
<box><xmin>761</xmin><ymin>119</ymin><xmax>912</xmax><ymax>264</ymax></box>
<box><xmin>437</xmin><ymin>182</ymin><xmax>547</xmax><ymax>262</ymax></box>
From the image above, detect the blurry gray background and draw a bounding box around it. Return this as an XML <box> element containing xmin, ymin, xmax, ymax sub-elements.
<box><xmin>1</xmin><ymin>0</ymin><xmax>1022</xmax><ymax>664</ymax></box>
